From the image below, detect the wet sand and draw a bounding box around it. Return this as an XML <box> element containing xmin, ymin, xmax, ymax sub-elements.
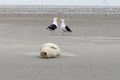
<box><xmin>0</xmin><ymin>14</ymin><xmax>120</xmax><ymax>80</ymax></box>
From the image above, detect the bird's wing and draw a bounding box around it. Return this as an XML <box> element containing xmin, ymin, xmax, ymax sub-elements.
<box><xmin>47</xmin><ymin>24</ymin><xmax>57</xmax><ymax>30</ymax></box>
<box><xmin>65</xmin><ymin>25</ymin><xmax>72</xmax><ymax>32</ymax></box>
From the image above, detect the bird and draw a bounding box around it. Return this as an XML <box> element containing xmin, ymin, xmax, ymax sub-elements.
<box><xmin>46</xmin><ymin>17</ymin><xmax>58</xmax><ymax>34</ymax></box>
<box><xmin>60</xmin><ymin>19</ymin><xmax>72</xmax><ymax>35</ymax></box>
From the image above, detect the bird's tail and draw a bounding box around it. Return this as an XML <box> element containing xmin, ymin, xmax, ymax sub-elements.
<box><xmin>46</xmin><ymin>25</ymin><xmax>50</xmax><ymax>29</ymax></box>
<box><xmin>69</xmin><ymin>30</ymin><xmax>72</xmax><ymax>32</ymax></box>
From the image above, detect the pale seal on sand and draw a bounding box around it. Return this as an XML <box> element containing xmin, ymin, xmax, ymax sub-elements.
<box><xmin>40</xmin><ymin>43</ymin><xmax>61</xmax><ymax>58</ymax></box>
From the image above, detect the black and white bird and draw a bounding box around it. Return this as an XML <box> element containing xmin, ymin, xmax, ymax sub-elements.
<box><xmin>60</xmin><ymin>19</ymin><xmax>72</xmax><ymax>35</ymax></box>
<box><xmin>46</xmin><ymin>17</ymin><xmax>58</xmax><ymax>34</ymax></box>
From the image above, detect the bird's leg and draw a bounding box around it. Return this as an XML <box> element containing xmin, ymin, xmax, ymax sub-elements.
<box><xmin>54</xmin><ymin>30</ymin><xmax>55</xmax><ymax>35</ymax></box>
<box><xmin>63</xmin><ymin>32</ymin><xmax>65</xmax><ymax>36</ymax></box>
<box><xmin>67</xmin><ymin>32</ymin><xmax>69</xmax><ymax>36</ymax></box>
<box><xmin>50</xmin><ymin>30</ymin><xmax>52</xmax><ymax>35</ymax></box>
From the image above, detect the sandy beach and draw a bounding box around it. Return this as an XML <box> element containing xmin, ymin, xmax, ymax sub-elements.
<box><xmin>0</xmin><ymin>6</ymin><xmax>120</xmax><ymax>80</ymax></box>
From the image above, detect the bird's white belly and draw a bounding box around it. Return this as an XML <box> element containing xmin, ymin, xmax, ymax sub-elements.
<box><xmin>61</xmin><ymin>27</ymin><xmax>67</xmax><ymax>32</ymax></box>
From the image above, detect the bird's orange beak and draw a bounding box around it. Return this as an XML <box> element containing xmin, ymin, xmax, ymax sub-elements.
<box><xmin>57</xmin><ymin>18</ymin><xmax>61</xmax><ymax>22</ymax></box>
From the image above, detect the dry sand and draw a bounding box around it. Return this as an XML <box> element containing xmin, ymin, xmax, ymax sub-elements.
<box><xmin>0</xmin><ymin>13</ymin><xmax>120</xmax><ymax>80</ymax></box>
